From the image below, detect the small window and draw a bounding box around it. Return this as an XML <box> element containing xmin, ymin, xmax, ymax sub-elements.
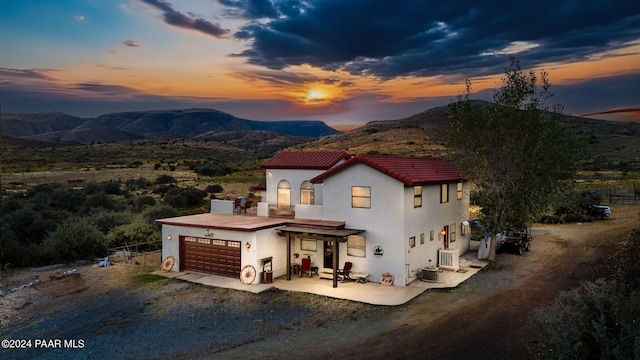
<box><xmin>461</xmin><ymin>221</ymin><xmax>470</xmax><ymax>235</ymax></box>
<box><xmin>457</xmin><ymin>182</ymin><xmax>463</xmax><ymax>200</ymax></box>
<box><xmin>420</xmin><ymin>233</ymin><xmax>425</xmax><ymax>245</ymax></box>
<box><xmin>409</xmin><ymin>236</ymin><xmax>416</xmax><ymax>248</ymax></box>
<box><xmin>352</xmin><ymin>186</ymin><xmax>371</xmax><ymax>208</ymax></box>
<box><xmin>300</xmin><ymin>239</ymin><xmax>317</xmax><ymax>251</ymax></box>
<box><xmin>348</xmin><ymin>235</ymin><xmax>366</xmax><ymax>257</ymax></box>
<box><xmin>300</xmin><ymin>181</ymin><xmax>315</xmax><ymax>205</ymax></box>
<box><xmin>441</xmin><ymin>184</ymin><xmax>449</xmax><ymax>203</ymax></box>
<box><xmin>450</xmin><ymin>223</ymin><xmax>456</xmax><ymax>242</ymax></box>
<box><xmin>414</xmin><ymin>186</ymin><xmax>422</xmax><ymax>208</ymax></box>
<box><xmin>430</xmin><ymin>230</ymin><xmax>434</xmax><ymax>241</ymax></box>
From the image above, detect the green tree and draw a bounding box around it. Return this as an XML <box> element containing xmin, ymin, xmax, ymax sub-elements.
<box><xmin>447</xmin><ymin>56</ymin><xmax>584</xmax><ymax>260</ymax></box>
<box><xmin>43</xmin><ymin>218</ymin><xmax>109</xmax><ymax>262</ymax></box>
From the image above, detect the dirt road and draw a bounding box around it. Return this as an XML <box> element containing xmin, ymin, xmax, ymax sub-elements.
<box><xmin>1</xmin><ymin>206</ymin><xmax>638</xmax><ymax>360</ymax></box>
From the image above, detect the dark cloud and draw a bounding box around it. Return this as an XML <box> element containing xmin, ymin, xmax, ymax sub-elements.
<box><xmin>0</xmin><ymin>67</ymin><xmax>56</xmax><ymax>81</ymax></box>
<box><xmin>139</xmin><ymin>0</ymin><xmax>229</xmax><ymax>38</ymax></box>
<box><xmin>221</xmin><ymin>0</ymin><xmax>640</xmax><ymax>78</ymax></box>
<box><xmin>72</xmin><ymin>82</ymin><xmax>143</xmax><ymax>96</ymax></box>
<box><xmin>122</xmin><ymin>40</ymin><xmax>141</xmax><ymax>47</ymax></box>
<box><xmin>218</xmin><ymin>0</ymin><xmax>279</xmax><ymax>19</ymax></box>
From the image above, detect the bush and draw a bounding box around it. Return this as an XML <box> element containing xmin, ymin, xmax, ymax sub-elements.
<box><xmin>50</xmin><ymin>189</ymin><xmax>87</xmax><ymax>212</ymax></box>
<box><xmin>155</xmin><ymin>175</ymin><xmax>176</xmax><ymax>185</ymax></box>
<box><xmin>532</xmin><ymin>267</ymin><xmax>640</xmax><ymax>359</ymax></box>
<box><xmin>107</xmin><ymin>217</ymin><xmax>160</xmax><ymax>249</ymax></box>
<box><xmin>43</xmin><ymin>218</ymin><xmax>109</xmax><ymax>262</ymax></box>
<box><xmin>87</xmin><ymin>210</ymin><xmax>135</xmax><ymax>234</ymax></box>
<box><xmin>141</xmin><ymin>204</ymin><xmax>179</xmax><ymax>226</ymax></box>
<box><xmin>134</xmin><ymin>195</ymin><xmax>156</xmax><ymax>211</ymax></box>
<box><xmin>163</xmin><ymin>187</ymin><xmax>207</xmax><ymax>208</ymax></box>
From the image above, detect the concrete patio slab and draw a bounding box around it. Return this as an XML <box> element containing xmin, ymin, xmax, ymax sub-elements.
<box><xmin>153</xmin><ymin>251</ymin><xmax>486</xmax><ymax>305</ymax></box>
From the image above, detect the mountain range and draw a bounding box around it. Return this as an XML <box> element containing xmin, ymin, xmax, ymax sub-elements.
<box><xmin>2</xmin><ymin>102</ymin><xmax>639</xmax><ymax>171</ymax></box>
<box><xmin>0</xmin><ymin>108</ymin><xmax>340</xmax><ymax>142</ymax></box>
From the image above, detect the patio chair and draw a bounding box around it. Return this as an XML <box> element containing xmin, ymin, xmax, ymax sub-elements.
<box><xmin>299</xmin><ymin>257</ymin><xmax>312</xmax><ymax>277</ymax></box>
<box><xmin>337</xmin><ymin>261</ymin><xmax>353</xmax><ymax>281</ymax></box>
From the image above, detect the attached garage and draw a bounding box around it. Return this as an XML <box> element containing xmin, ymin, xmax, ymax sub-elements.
<box><xmin>180</xmin><ymin>236</ymin><xmax>241</xmax><ymax>277</ymax></box>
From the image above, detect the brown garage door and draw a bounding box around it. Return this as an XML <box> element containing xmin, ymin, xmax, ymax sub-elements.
<box><xmin>180</xmin><ymin>236</ymin><xmax>241</xmax><ymax>277</ymax></box>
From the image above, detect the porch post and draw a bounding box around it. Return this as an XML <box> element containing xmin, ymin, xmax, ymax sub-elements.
<box><xmin>332</xmin><ymin>238</ymin><xmax>338</xmax><ymax>288</ymax></box>
<box><xmin>286</xmin><ymin>233</ymin><xmax>292</xmax><ymax>281</ymax></box>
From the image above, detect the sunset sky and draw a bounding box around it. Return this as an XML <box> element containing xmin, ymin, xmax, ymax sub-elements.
<box><xmin>1</xmin><ymin>0</ymin><xmax>639</xmax><ymax>130</ymax></box>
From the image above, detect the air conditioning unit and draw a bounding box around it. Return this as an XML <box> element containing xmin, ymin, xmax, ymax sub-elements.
<box><xmin>438</xmin><ymin>249</ymin><xmax>460</xmax><ymax>271</ymax></box>
<box><xmin>421</xmin><ymin>267</ymin><xmax>439</xmax><ymax>282</ymax></box>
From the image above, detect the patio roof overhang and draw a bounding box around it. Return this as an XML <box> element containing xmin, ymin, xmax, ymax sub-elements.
<box><xmin>277</xmin><ymin>226</ymin><xmax>364</xmax><ymax>288</ymax></box>
<box><xmin>277</xmin><ymin>226</ymin><xmax>364</xmax><ymax>241</ymax></box>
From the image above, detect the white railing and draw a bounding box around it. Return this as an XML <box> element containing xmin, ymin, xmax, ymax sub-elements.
<box><xmin>438</xmin><ymin>249</ymin><xmax>460</xmax><ymax>271</ymax></box>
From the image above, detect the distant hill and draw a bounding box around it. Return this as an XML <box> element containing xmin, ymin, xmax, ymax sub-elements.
<box><xmin>295</xmin><ymin>101</ymin><xmax>640</xmax><ymax>171</ymax></box>
<box><xmin>1</xmin><ymin>108</ymin><xmax>340</xmax><ymax>143</ymax></box>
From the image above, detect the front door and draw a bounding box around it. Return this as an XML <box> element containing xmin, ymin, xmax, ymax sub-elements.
<box><xmin>323</xmin><ymin>241</ymin><xmax>333</xmax><ymax>268</ymax></box>
<box><xmin>443</xmin><ymin>225</ymin><xmax>449</xmax><ymax>249</ymax></box>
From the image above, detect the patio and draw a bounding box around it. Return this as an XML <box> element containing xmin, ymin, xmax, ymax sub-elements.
<box><xmin>153</xmin><ymin>250</ymin><xmax>486</xmax><ymax>306</ymax></box>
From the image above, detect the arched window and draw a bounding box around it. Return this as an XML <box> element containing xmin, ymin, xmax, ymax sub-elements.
<box><xmin>277</xmin><ymin>180</ymin><xmax>291</xmax><ymax>209</ymax></box>
<box><xmin>300</xmin><ymin>181</ymin><xmax>314</xmax><ymax>205</ymax></box>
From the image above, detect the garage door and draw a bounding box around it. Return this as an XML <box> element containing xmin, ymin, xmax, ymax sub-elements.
<box><xmin>180</xmin><ymin>236</ymin><xmax>241</xmax><ymax>277</ymax></box>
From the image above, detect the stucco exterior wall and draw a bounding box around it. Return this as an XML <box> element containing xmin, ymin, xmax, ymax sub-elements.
<box><xmin>264</xmin><ymin>169</ymin><xmax>325</xmax><ymax>207</ymax></box>
<box><xmin>402</xmin><ymin>181</ymin><xmax>471</xmax><ymax>283</ymax></box>
<box><xmin>319</xmin><ymin>163</ymin><xmax>406</xmax><ymax>285</ymax></box>
<box><xmin>161</xmin><ymin>224</ymin><xmax>287</xmax><ymax>284</ymax></box>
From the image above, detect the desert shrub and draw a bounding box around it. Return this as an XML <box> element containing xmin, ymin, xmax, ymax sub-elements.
<box><xmin>141</xmin><ymin>204</ymin><xmax>179</xmax><ymax>226</ymax></box>
<box><xmin>84</xmin><ymin>192</ymin><xmax>126</xmax><ymax>211</ymax></box>
<box><xmin>163</xmin><ymin>187</ymin><xmax>207</xmax><ymax>208</ymax></box>
<box><xmin>125</xmin><ymin>177</ymin><xmax>150</xmax><ymax>191</ymax></box>
<box><xmin>134</xmin><ymin>195</ymin><xmax>156</xmax><ymax>211</ymax></box>
<box><xmin>0</xmin><ymin>207</ymin><xmax>57</xmax><ymax>245</ymax></box>
<box><xmin>107</xmin><ymin>217</ymin><xmax>160</xmax><ymax>249</ymax></box>
<box><xmin>0</xmin><ymin>235</ymin><xmax>45</xmax><ymax>267</ymax></box>
<box><xmin>83</xmin><ymin>182</ymin><xmax>104</xmax><ymax>195</ymax></box>
<box><xmin>50</xmin><ymin>189</ymin><xmax>87</xmax><ymax>212</ymax></box>
<box><xmin>87</xmin><ymin>210</ymin><xmax>135</xmax><ymax>234</ymax></box>
<box><xmin>532</xmin><ymin>270</ymin><xmax>640</xmax><ymax>359</ymax></box>
<box><xmin>101</xmin><ymin>180</ymin><xmax>122</xmax><ymax>195</ymax></box>
<box><xmin>195</xmin><ymin>164</ymin><xmax>232</xmax><ymax>177</ymax></box>
<box><xmin>151</xmin><ymin>185</ymin><xmax>175</xmax><ymax>197</ymax></box>
<box><xmin>155</xmin><ymin>174</ymin><xmax>176</xmax><ymax>185</ymax></box>
<box><xmin>206</xmin><ymin>184</ymin><xmax>224</xmax><ymax>195</ymax></box>
<box><xmin>43</xmin><ymin>218</ymin><xmax>109</xmax><ymax>262</ymax></box>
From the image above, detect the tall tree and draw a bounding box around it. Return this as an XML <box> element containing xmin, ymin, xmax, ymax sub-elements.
<box><xmin>447</xmin><ymin>56</ymin><xmax>584</xmax><ymax>260</ymax></box>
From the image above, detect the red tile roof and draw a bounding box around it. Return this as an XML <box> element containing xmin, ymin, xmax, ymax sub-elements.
<box><xmin>260</xmin><ymin>151</ymin><xmax>351</xmax><ymax>170</ymax></box>
<box><xmin>252</xmin><ymin>178</ymin><xmax>266</xmax><ymax>191</ymax></box>
<box><xmin>310</xmin><ymin>155</ymin><xmax>464</xmax><ymax>186</ymax></box>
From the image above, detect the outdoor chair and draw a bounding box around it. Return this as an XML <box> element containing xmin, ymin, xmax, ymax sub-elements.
<box><xmin>299</xmin><ymin>257</ymin><xmax>312</xmax><ymax>277</ymax></box>
<box><xmin>337</xmin><ymin>261</ymin><xmax>353</xmax><ymax>281</ymax></box>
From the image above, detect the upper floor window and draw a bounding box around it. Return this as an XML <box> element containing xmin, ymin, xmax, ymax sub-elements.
<box><xmin>457</xmin><ymin>182</ymin><xmax>463</xmax><ymax>200</ymax></box>
<box><xmin>277</xmin><ymin>180</ymin><xmax>291</xmax><ymax>209</ymax></box>
<box><xmin>414</xmin><ymin>186</ymin><xmax>422</xmax><ymax>208</ymax></box>
<box><xmin>441</xmin><ymin>183</ymin><xmax>449</xmax><ymax>203</ymax></box>
<box><xmin>300</xmin><ymin>181</ymin><xmax>314</xmax><ymax>205</ymax></box>
<box><xmin>352</xmin><ymin>186</ymin><xmax>371</xmax><ymax>208</ymax></box>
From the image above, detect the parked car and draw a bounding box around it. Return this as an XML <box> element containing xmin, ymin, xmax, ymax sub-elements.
<box><xmin>587</xmin><ymin>205</ymin><xmax>611</xmax><ymax>220</ymax></box>
<box><xmin>497</xmin><ymin>229</ymin><xmax>532</xmax><ymax>255</ymax></box>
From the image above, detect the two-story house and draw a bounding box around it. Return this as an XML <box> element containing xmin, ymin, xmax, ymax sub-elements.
<box><xmin>157</xmin><ymin>151</ymin><xmax>471</xmax><ymax>287</ymax></box>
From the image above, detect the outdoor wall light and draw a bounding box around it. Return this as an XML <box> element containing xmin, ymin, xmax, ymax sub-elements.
<box><xmin>167</xmin><ymin>235</ymin><xmax>173</xmax><ymax>240</ymax></box>
<box><xmin>245</xmin><ymin>242</ymin><xmax>251</xmax><ymax>250</ymax></box>
<box><xmin>440</xmin><ymin>229</ymin><xmax>446</xmax><ymax>235</ymax></box>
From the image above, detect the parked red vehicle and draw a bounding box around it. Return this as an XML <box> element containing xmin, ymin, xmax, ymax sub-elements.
<box><xmin>497</xmin><ymin>229</ymin><xmax>532</xmax><ymax>255</ymax></box>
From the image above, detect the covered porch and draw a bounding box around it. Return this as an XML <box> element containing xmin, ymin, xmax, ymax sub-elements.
<box><xmin>277</xmin><ymin>225</ymin><xmax>364</xmax><ymax>288</ymax></box>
